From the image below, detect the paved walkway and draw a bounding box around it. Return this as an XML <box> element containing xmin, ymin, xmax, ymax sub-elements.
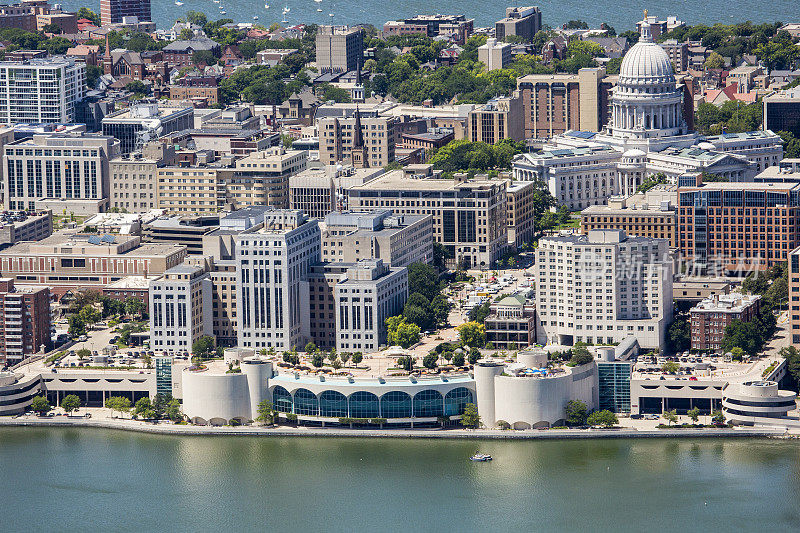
<box><xmin>1</xmin><ymin>414</ymin><xmax>790</xmax><ymax>440</ymax></box>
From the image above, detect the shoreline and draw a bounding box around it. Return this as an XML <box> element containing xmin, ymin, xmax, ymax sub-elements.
<box><xmin>0</xmin><ymin>417</ymin><xmax>790</xmax><ymax>440</ymax></box>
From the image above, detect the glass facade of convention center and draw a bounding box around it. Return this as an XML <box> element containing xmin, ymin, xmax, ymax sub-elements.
<box><xmin>597</xmin><ymin>361</ymin><xmax>632</xmax><ymax>413</ymax></box>
<box><xmin>271</xmin><ymin>386</ymin><xmax>474</xmax><ymax>419</ymax></box>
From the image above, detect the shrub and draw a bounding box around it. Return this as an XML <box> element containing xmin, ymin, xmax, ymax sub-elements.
<box><xmin>496</xmin><ymin>420</ymin><xmax>510</xmax><ymax>430</ymax></box>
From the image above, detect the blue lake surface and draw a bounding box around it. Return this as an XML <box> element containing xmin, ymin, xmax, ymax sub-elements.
<box><xmin>2</xmin><ymin>428</ymin><xmax>800</xmax><ymax>532</ymax></box>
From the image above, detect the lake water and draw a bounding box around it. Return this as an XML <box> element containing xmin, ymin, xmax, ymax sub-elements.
<box><xmin>60</xmin><ymin>0</ymin><xmax>800</xmax><ymax>34</ymax></box>
<box><xmin>2</xmin><ymin>427</ymin><xmax>800</xmax><ymax>532</ymax></box>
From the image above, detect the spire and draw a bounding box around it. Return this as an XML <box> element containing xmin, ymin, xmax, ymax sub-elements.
<box><xmin>352</xmin><ymin>105</ymin><xmax>364</xmax><ymax>148</ymax></box>
<box><xmin>355</xmin><ymin>58</ymin><xmax>362</xmax><ymax>86</ymax></box>
<box><xmin>640</xmin><ymin>9</ymin><xmax>653</xmax><ymax>43</ymax></box>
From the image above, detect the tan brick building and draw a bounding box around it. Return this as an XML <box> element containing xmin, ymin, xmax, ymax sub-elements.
<box><xmin>516</xmin><ymin>68</ymin><xmax>615</xmax><ymax>139</ymax></box>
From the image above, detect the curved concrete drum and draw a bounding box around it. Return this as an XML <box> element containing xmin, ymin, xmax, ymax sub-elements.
<box><xmin>722</xmin><ymin>380</ymin><xmax>797</xmax><ymax>426</ymax></box>
<box><xmin>181</xmin><ymin>368</ymin><xmax>252</xmax><ymax>425</ymax></box>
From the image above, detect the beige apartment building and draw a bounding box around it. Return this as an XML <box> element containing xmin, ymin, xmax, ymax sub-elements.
<box><xmin>319</xmin><ymin>210</ymin><xmax>434</xmax><ymax>267</ymax></box>
<box><xmin>225</xmin><ymin>147</ymin><xmax>308</xmax><ymax>209</ymax></box>
<box><xmin>580</xmin><ymin>188</ymin><xmax>678</xmax><ymax>247</ymax></box>
<box><xmin>506</xmin><ymin>180</ymin><xmax>537</xmax><ymax>249</ymax></box>
<box><xmin>0</xmin><ymin>233</ymin><xmax>186</xmax><ymax>294</ymax></box>
<box><xmin>516</xmin><ymin>68</ymin><xmax>614</xmax><ymax>139</ymax></box>
<box><xmin>156</xmin><ymin>167</ymin><xmax>222</xmax><ymax>215</ymax></box>
<box><xmin>467</xmin><ymin>94</ymin><xmax>524</xmax><ymax>143</ymax></box>
<box><xmin>318</xmin><ymin>114</ymin><xmax>397</xmax><ymax>168</ymax></box>
<box><xmin>110</xmin><ymin>142</ymin><xmax>175</xmax><ymax>212</ymax></box>
<box><xmin>347</xmin><ymin>171</ymin><xmax>507</xmax><ymax>269</ymax></box>
<box><xmin>316</xmin><ymin>25</ymin><xmax>363</xmax><ymax>73</ymax></box>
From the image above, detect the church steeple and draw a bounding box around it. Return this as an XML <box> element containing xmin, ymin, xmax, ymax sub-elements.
<box><xmin>350</xmin><ymin>106</ymin><xmax>369</xmax><ymax>168</ymax></box>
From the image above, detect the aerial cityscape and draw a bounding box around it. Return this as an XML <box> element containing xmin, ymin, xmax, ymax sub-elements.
<box><xmin>0</xmin><ymin>1</ymin><xmax>800</xmax><ymax>530</ymax></box>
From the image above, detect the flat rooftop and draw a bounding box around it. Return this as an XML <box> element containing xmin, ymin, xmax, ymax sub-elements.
<box><xmin>352</xmin><ymin>171</ymin><xmax>498</xmax><ymax>191</ymax></box>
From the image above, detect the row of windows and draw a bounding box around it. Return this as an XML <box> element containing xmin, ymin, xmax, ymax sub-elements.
<box><xmin>272</xmin><ymin>386</ymin><xmax>473</xmax><ymax>419</ymax></box>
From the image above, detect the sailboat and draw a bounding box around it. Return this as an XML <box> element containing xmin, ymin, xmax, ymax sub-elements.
<box><xmin>174</xmin><ymin>1</ymin><xmax>183</xmax><ymax>5</ymax></box>
<box><xmin>317</xmin><ymin>7</ymin><xmax>322</xmax><ymax>11</ymax></box>
<box><xmin>264</xmin><ymin>3</ymin><xmax>270</xmax><ymax>8</ymax></box>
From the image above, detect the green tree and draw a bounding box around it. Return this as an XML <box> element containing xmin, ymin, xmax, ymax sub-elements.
<box><xmin>569</xmin><ymin>344</ymin><xmax>594</xmax><ymax>366</ymax></box>
<box><xmin>721</xmin><ymin>320</ymin><xmax>762</xmax><ymax>356</ymax></box>
<box><xmin>662</xmin><ymin>361</ymin><xmax>680</xmax><ymax>374</ymax></box>
<box><xmin>452</xmin><ymin>352</ymin><xmax>465</xmax><ymax>367</ymax></box>
<box><xmin>79</xmin><ymin>305</ymin><xmax>101</xmax><ymax>329</ymax></box>
<box><xmin>565</xmin><ymin>399</ymin><xmax>588</xmax><ymax>426</ymax></box>
<box><xmin>460</xmin><ymin>402</ymin><xmax>481</xmax><ymax>428</ymax></box>
<box><xmin>456</xmin><ymin>321</ymin><xmax>486</xmax><ymax>348</ymax></box>
<box><xmin>468</xmin><ymin>300</ymin><xmax>492</xmax><ymax>323</ymax></box>
<box><xmin>403</xmin><ymin>292</ymin><xmax>435</xmax><ymax>330</ymax></box>
<box><xmin>192</xmin><ymin>49</ymin><xmax>218</xmax><ymax>66</ymax></box>
<box><xmin>687</xmin><ymin>407</ymin><xmax>701</xmax><ymax>423</ymax></box>
<box><xmin>124</xmin><ymin>297</ymin><xmax>145</xmax><ymax>318</ymax></box>
<box><xmin>408</xmin><ymin>263</ymin><xmax>441</xmax><ymax>301</ymax></box>
<box><xmin>43</xmin><ymin>23</ymin><xmax>62</xmax><ymax>34</ymax></box>
<box><xmin>77</xmin><ymin>7</ymin><xmax>101</xmax><ymax>25</ymax></box>
<box><xmin>304</xmin><ymin>342</ymin><xmax>317</xmax><ymax>353</ymax></box>
<box><xmin>396</xmin><ymin>355</ymin><xmax>416</xmax><ymax>372</ymax></box>
<box><xmin>430</xmin><ymin>294</ymin><xmax>451</xmax><ymax>326</ymax></box>
<box><xmin>134</xmin><ymin>397</ymin><xmax>153</xmax><ymax>418</ymax></box>
<box><xmin>318</xmin><ymin>83</ymin><xmax>352</xmax><ymax>103</ymax></box>
<box><xmin>164</xmin><ymin>399</ymin><xmax>182</xmax><ymax>422</ymax></box>
<box><xmin>704</xmin><ymin>51</ymin><xmax>726</xmax><ymax>69</ymax></box>
<box><xmin>311</xmin><ymin>353</ymin><xmax>324</xmax><ymax>368</ymax></box>
<box><xmin>256</xmin><ymin>399</ymin><xmax>274</xmax><ymax>425</ymax></box>
<box><xmin>662</xmin><ymin>409</ymin><xmax>678</xmax><ymax>426</ymax></box>
<box><xmin>712</xmin><ymin>410</ymin><xmax>726</xmax><ymax>426</ymax></box>
<box><xmin>422</xmin><ymin>352</ymin><xmax>438</xmax><ymax>370</ymax></box>
<box><xmin>192</xmin><ymin>335</ymin><xmax>216</xmax><ymax>360</ymax></box>
<box><xmin>339</xmin><ymin>351</ymin><xmax>350</xmax><ymax>366</ymax></box>
<box><xmin>61</xmin><ymin>394</ymin><xmax>81</xmax><ymax>415</ymax></box>
<box><xmin>730</xmin><ymin>346</ymin><xmax>745</xmax><ymax>362</ymax></box>
<box><xmin>468</xmin><ymin>347</ymin><xmax>481</xmax><ymax>365</ymax></box>
<box><xmin>667</xmin><ymin>318</ymin><xmax>691</xmax><ymax>354</ymax></box>
<box><xmin>124</xmin><ymin>80</ymin><xmax>149</xmax><ymax>97</ymax></box>
<box><xmin>68</xmin><ymin>314</ymin><xmax>86</xmax><ymax>338</ymax></box>
<box><xmin>386</xmin><ymin>316</ymin><xmax>421</xmax><ymax>348</ymax></box>
<box><xmin>105</xmin><ymin>396</ymin><xmax>132</xmax><ymax>418</ymax></box>
<box><xmin>185</xmin><ymin>10</ymin><xmax>208</xmax><ymax>26</ymax></box>
<box><xmin>76</xmin><ymin>348</ymin><xmax>91</xmax><ymax>361</ymax></box>
<box><xmin>587</xmin><ymin>409</ymin><xmax>618</xmax><ymax>427</ymax></box>
<box><xmin>30</xmin><ymin>395</ymin><xmax>51</xmax><ymax>415</ymax></box>
<box><xmin>351</xmin><ymin>352</ymin><xmax>363</xmax><ymax>366</ymax></box>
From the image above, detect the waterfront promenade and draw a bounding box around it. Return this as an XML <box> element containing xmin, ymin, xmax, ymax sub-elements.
<box><xmin>0</xmin><ymin>414</ymin><xmax>790</xmax><ymax>440</ymax></box>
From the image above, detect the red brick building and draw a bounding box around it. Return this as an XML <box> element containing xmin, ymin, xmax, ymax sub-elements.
<box><xmin>0</xmin><ymin>278</ymin><xmax>50</xmax><ymax>365</ymax></box>
<box><xmin>690</xmin><ymin>294</ymin><xmax>761</xmax><ymax>352</ymax></box>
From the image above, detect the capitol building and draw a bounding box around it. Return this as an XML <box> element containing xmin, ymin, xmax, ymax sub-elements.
<box><xmin>513</xmin><ymin>14</ymin><xmax>784</xmax><ymax>209</ymax></box>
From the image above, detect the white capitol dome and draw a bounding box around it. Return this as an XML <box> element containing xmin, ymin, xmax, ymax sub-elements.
<box><xmin>608</xmin><ymin>12</ymin><xmax>687</xmax><ymax>144</ymax></box>
<box><xmin>618</xmin><ymin>38</ymin><xmax>674</xmax><ymax>83</ymax></box>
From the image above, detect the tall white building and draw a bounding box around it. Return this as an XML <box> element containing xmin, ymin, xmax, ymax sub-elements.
<box><xmin>535</xmin><ymin>229</ymin><xmax>672</xmax><ymax>349</ymax></box>
<box><xmin>334</xmin><ymin>259</ymin><xmax>408</xmax><ymax>352</ymax></box>
<box><xmin>150</xmin><ymin>263</ymin><xmax>213</xmax><ymax>352</ymax></box>
<box><xmin>0</xmin><ymin>57</ymin><xmax>86</xmax><ymax>124</ymax></box>
<box><xmin>235</xmin><ymin>210</ymin><xmax>320</xmax><ymax>350</ymax></box>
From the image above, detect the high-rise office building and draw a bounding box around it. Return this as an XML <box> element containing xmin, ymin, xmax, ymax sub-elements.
<box><xmin>3</xmin><ymin>133</ymin><xmax>121</xmax><ymax>212</ymax></box>
<box><xmin>235</xmin><ymin>210</ymin><xmax>321</xmax><ymax>350</ymax></box>
<box><xmin>101</xmin><ymin>0</ymin><xmax>151</xmax><ymax>25</ymax></box>
<box><xmin>495</xmin><ymin>6</ymin><xmax>542</xmax><ymax>43</ymax></box>
<box><xmin>535</xmin><ymin>230</ymin><xmax>672</xmax><ymax>349</ymax></box>
<box><xmin>315</xmin><ymin>25</ymin><xmax>363</xmax><ymax>73</ymax></box>
<box><xmin>149</xmin><ymin>263</ymin><xmax>213</xmax><ymax>352</ymax></box>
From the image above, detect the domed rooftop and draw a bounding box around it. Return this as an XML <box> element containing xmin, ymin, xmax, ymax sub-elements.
<box><xmin>618</xmin><ymin>18</ymin><xmax>675</xmax><ymax>84</ymax></box>
<box><xmin>622</xmin><ymin>148</ymin><xmax>646</xmax><ymax>157</ymax></box>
